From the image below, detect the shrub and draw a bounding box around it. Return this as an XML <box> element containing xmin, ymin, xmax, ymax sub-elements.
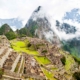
<box><xmin>0</xmin><ymin>68</ymin><xmax>4</xmax><ymax>78</ymax></box>
<box><xmin>73</xmin><ymin>72</ymin><xmax>80</xmax><ymax>80</ymax></box>
<box><xmin>61</xmin><ymin>56</ymin><xmax>66</xmax><ymax>65</ymax></box>
<box><xmin>42</xmin><ymin>50</ymin><xmax>47</xmax><ymax>53</ymax></box>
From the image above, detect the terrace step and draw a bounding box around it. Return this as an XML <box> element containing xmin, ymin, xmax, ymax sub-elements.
<box><xmin>11</xmin><ymin>54</ymin><xmax>21</xmax><ymax>72</ymax></box>
<box><xmin>18</xmin><ymin>55</ymin><xmax>24</xmax><ymax>73</ymax></box>
<box><xmin>0</xmin><ymin>48</ymin><xmax>12</xmax><ymax>68</ymax></box>
<box><xmin>3</xmin><ymin>52</ymin><xmax>19</xmax><ymax>70</ymax></box>
<box><xmin>0</xmin><ymin>47</ymin><xmax>8</xmax><ymax>58</ymax></box>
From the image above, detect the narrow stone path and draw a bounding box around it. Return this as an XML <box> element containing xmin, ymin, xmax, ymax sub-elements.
<box><xmin>11</xmin><ymin>54</ymin><xmax>21</xmax><ymax>72</ymax></box>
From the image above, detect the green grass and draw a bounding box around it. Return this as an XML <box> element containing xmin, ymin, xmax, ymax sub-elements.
<box><xmin>34</xmin><ymin>56</ymin><xmax>50</xmax><ymax>65</ymax></box>
<box><xmin>59</xmin><ymin>49</ymin><xmax>75</xmax><ymax>71</ymax></box>
<box><xmin>65</xmin><ymin>55</ymin><xmax>74</xmax><ymax>71</ymax></box>
<box><xmin>11</xmin><ymin>40</ymin><xmax>50</xmax><ymax>65</ymax></box>
<box><xmin>42</xmin><ymin>68</ymin><xmax>56</xmax><ymax>80</ymax></box>
<box><xmin>14</xmin><ymin>62</ymin><xmax>20</xmax><ymax>72</ymax></box>
<box><xmin>51</xmin><ymin>67</ymin><xmax>58</xmax><ymax>71</ymax></box>
<box><xmin>20</xmin><ymin>58</ymin><xmax>25</xmax><ymax>73</ymax></box>
<box><xmin>10</xmin><ymin>39</ymin><xmax>56</xmax><ymax>79</ymax></box>
<box><xmin>70</xmin><ymin>47</ymin><xmax>80</xmax><ymax>62</ymax></box>
<box><xmin>11</xmin><ymin>40</ymin><xmax>38</xmax><ymax>55</ymax></box>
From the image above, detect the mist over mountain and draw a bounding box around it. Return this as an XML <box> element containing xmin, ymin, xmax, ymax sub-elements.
<box><xmin>23</xmin><ymin>6</ymin><xmax>80</xmax><ymax>60</ymax></box>
<box><xmin>24</xmin><ymin>6</ymin><xmax>79</xmax><ymax>41</ymax></box>
<box><xmin>0</xmin><ymin>24</ymin><xmax>17</xmax><ymax>40</ymax></box>
<box><xmin>24</xmin><ymin>6</ymin><xmax>60</xmax><ymax>45</ymax></box>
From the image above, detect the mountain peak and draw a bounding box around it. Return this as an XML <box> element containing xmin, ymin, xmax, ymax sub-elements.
<box><xmin>34</xmin><ymin>6</ymin><xmax>42</xmax><ymax>12</ymax></box>
<box><xmin>24</xmin><ymin>6</ymin><xmax>60</xmax><ymax>45</ymax></box>
<box><xmin>31</xmin><ymin>6</ymin><xmax>47</xmax><ymax>20</ymax></box>
<box><xmin>0</xmin><ymin>24</ymin><xmax>12</xmax><ymax>31</ymax></box>
<box><xmin>0</xmin><ymin>23</ymin><xmax>17</xmax><ymax>40</ymax></box>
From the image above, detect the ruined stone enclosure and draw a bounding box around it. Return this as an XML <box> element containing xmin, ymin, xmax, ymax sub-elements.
<box><xmin>0</xmin><ymin>36</ymin><xmax>46</xmax><ymax>80</ymax></box>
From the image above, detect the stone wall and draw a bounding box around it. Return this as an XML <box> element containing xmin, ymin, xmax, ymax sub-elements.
<box><xmin>4</xmin><ymin>70</ymin><xmax>20</xmax><ymax>78</ymax></box>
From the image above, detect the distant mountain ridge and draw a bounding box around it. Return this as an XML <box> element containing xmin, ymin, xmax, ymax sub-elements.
<box><xmin>56</xmin><ymin>20</ymin><xmax>77</xmax><ymax>34</ymax></box>
<box><xmin>0</xmin><ymin>18</ymin><xmax>23</xmax><ymax>30</ymax></box>
<box><xmin>0</xmin><ymin>24</ymin><xmax>17</xmax><ymax>40</ymax></box>
<box><xmin>24</xmin><ymin>6</ymin><xmax>60</xmax><ymax>45</ymax></box>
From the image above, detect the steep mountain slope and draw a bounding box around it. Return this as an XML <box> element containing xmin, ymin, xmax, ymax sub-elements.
<box><xmin>24</xmin><ymin>6</ymin><xmax>60</xmax><ymax>45</ymax></box>
<box><xmin>0</xmin><ymin>24</ymin><xmax>17</xmax><ymax>40</ymax></box>
<box><xmin>55</xmin><ymin>20</ymin><xmax>80</xmax><ymax>60</ymax></box>
<box><xmin>23</xmin><ymin>6</ymin><xmax>80</xmax><ymax>61</ymax></box>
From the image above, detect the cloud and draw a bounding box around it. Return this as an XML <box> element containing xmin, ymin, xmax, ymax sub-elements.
<box><xmin>0</xmin><ymin>0</ymin><xmax>80</xmax><ymax>40</ymax></box>
<box><xmin>0</xmin><ymin>0</ymin><xmax>80</xmax><ymax>23</ymax></box>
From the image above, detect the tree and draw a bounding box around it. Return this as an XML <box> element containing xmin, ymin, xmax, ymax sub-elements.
<box><xmin>0</xmin><ymin>68</ymin><xmax>4</xmax><ymax>78</ymax></box>
<box><xmin>5</xmin><ymin>31</ymin><xmax>17</xmax><ymax>40</ymax></box>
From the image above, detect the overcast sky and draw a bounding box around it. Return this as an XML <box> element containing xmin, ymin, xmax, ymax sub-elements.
<box><xmin>0</xmin><ymin>0</ymin><xmax>80</xmax><ymax>24</ymax></box>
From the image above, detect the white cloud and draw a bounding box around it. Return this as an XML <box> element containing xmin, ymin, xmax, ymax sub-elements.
<box><xmin>11</xmin><ymin>26</ymin><xmax>17</xmax><ymax>31</ymax></box>
<box><xmin>0</xmin><ymin>0</ymin><xmax>80</xmax><ymax>23</ymax></box>
<box><xmin>0</xmin><ymin>0</ymin><xmax>80</xmax><ymax>40</ymax></box>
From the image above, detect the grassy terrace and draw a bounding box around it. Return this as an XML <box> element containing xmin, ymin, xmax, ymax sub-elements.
<box><xmin>34</xmin><ymin>56</ymin><xmax>56</xmax><ymax>80</ymax></box>
<box><xmin>10</xmin><ymin>39</ymin><xmax>55</xmax><ymax>80</ymax></box>
<box><xmin>42</xmin><ymin>68</ymin><xmax>56</xmax><ymax>80</ymax></box>
<box><xmin>14</xmin><ymin>62</ymin><xmax>20</xmax><ymax>72</ymax></box>
<box><xmin>59</xmin><ymin>50</ymin><xmax>75</xmax><ymax>71</ymax></box>
<box><xmin>34</xmin><ymin>56</ymin><xmax>50</xmax><ymax>65</ymax></box>
<box><xmin>20</xmin><ymin>58</ymin><xmax>25</xmax><ymax>73</ymax></box>
<box><xmin>10</xmin><ymin>40</ymin><xmax>38</xmax><ymax>55</ymax></box>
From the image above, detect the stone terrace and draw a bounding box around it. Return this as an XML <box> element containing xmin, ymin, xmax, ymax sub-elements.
<box><xmin>23</xmin><ymin>54</ymin><xmax>46</xmax><ymax>79</ymax></box>
<box><xmin>3</xmin><ymin>51</ymin><xmax>18</xmax><ymax>70</ymax></box>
